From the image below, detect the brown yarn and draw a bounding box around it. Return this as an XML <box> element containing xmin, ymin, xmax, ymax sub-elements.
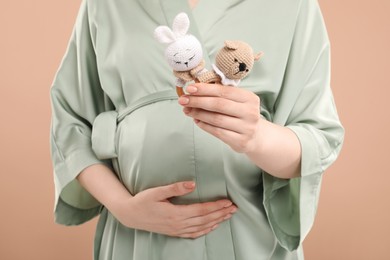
<box><xmin>173</xmin><ymin>59</ymin><xmax>206</xmax><ymax>83</ymax></box>
<box><xmin>198</xmin><ymin>40</ymin><xmax>262</xmax><ymax>85</ymax></box>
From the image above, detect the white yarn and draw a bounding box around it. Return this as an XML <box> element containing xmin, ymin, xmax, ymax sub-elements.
<box><xmin>154</xmin><ymin>13</ymin><xmax>204</xmax><ymax>72</ymax></box>
<box><xmin>212</xmin><ymin>64</ymin><xmax>240</xmax><ymax>86</ymax></box>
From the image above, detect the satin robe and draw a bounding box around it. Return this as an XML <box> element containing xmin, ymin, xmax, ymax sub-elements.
<box><xmin>50</xmin><ymin>0</ymin><xmax>344</xmax><ymax>259</ymax></box>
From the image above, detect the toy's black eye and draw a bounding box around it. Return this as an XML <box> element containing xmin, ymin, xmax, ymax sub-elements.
<box><xmin>175</xmin><ymin>61</ymin><xmax>182</xmax><ymax>64</ymax></box>
<box><xmin>189</xmin><ymin>54</ymin><xmax>195</xmax><ymax>61</ymax></box>
<box><xmin>246</xmin><ymin>69</ymin><xmax>249</xmax><ymax>72</ymax></box>
<box><xmin>234</xmin><ymin>58</ymin><xmax>238</xmax><ymax>62</ymax></box>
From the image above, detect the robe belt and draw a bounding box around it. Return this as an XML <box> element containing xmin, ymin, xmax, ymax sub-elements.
<box><xmin>91</xmin><ymin>90</ymin><xmax>178</xmax><ymax>160</ymax></box>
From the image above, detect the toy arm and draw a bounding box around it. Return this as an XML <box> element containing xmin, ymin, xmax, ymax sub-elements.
<box><xmin>174</xmin><ymin>70</ymin><xmax>194</xmax><ymax>82</ymax></box>
<box><xmin>197</xmin><ymin>71</ymin><xmax>221</xmax><ymax>84</ymax></box>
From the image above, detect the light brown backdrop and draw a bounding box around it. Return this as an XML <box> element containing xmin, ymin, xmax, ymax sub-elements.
<box><xmin>0</xmin><ymin>1</ymin><xmax>389</xmax><ymax>259</ymax></box>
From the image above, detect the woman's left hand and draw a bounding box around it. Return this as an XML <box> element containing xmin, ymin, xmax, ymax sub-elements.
<box><xmin>178</xmin><ymin>83</ymin><xmax>262</xmax><ymax>154</ymax></box>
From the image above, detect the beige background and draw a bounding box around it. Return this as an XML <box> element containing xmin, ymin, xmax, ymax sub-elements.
<box><xmin>0</xmin><ymin>0</ymin><xmax>389</xmax><ymax>259</ymax></box>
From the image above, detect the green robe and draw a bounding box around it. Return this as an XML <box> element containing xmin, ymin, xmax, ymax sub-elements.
<box><xmin>50</xmin><ymin>0</ymin><xmax>344</xmax><ymax>259</ymax></box>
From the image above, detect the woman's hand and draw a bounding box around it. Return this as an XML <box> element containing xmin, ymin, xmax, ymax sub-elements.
<box><xmin>178</xmin><ymin>83</ymin><xmax>301</xmax><ymax>179</ymax></box>
<box><xmin>78</xmin><ymin>165</ymin><xmax>237</xmax><ymax>239</ymax></box>
<box><xmin>178</xmin><ymin>83</ymin><xmax>262</xmax><ymax>154</ymax></box>
<box><xmin>112</xmin><ymin>181</ymin><xmax>237</xmax><ymax>239</ymax></box>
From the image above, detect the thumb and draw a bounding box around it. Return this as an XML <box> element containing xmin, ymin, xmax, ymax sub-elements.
<box><xmin>149</xmin><ymin>181</ymin><xmax>196</xmax><ymax>201</ymax></box>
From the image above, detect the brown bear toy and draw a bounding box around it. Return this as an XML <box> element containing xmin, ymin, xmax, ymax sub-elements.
<box><xmin>198</xmin><ymin>40</ymin><xmax>263</xmax><ymax>86</ymax></box>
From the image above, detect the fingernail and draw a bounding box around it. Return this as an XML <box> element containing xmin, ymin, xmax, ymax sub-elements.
<box><xmin>223</xmin><ymin>214</ymin><xmax>232</xmax><ymax>220</ymax></box>
<box><xmin>211</xmin><ymin>224</ymin><xmax>219</xmax><ymax>230</ymax></box>
<box><xmin>230</xmin><ymin>207</ymin><xmax>238</xmax><ymax>213</ymax></box>
<box><xmin>183</xmin><ymin>107</ymin><xmax>191</xmax><ymax>114</ymax></box>
<box><xmin>187</xmin><ymin>85</ymin><xmax>198</xmax><ymax>93</ymax></box>
<box><xmin>224</xmin><ymin>201</ymin><xmax>233</xmax><ymax>208</ymax></box>
<box><xmin>183</xmin><ymin>182</ymin><xmax>195</xmax><ymax>189</ymax></box>
<box><xmin>178</xmin><ymin>96</ymin><xmax>189</xmax><ymax>105</ymax></box>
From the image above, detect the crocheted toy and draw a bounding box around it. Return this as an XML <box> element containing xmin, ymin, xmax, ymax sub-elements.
<box><xmin>154</xmin><ymin>12</ymin><xmax>207</xmax><ymax>96</ymax></box>
<box><xmin>155</xmin><ymin>13</ymin><xmax>263</xmax><ymax>96</ymax></box>
<box><xmin>197</xmin><ymin>40</ymin><xmax>263</xmax><ymax>86</ymax></box>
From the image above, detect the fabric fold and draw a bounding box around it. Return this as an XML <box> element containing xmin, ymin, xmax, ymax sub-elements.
<box><xmin>92</xmin><ymin>111</ymin><xmax>119</xmax><ymax>160</ymax></box>
<box><xmin>50</xmin><ymin>0</ymin><xmax>109</xmax><ymax>225</ymax></box>
<box><xmin>260</xmin><ymin>0</ymin><xmax>344</xmax><ymax>251</ymax></box>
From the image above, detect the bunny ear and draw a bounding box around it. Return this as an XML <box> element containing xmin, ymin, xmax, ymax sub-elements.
<box><xmin>172</xmin><ymin>12</ymin><xmax>190</xmax><ymax>37</ymax></box>
<box><xmin>154</xmin><ymin>26</ymin><xmax>176</xmax><ymax>44</ymax></box>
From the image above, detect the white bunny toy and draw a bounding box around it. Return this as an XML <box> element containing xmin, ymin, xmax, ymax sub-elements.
<box><xmin>154</xmin><ymin>12</ymin><xmax>207</xmax><ymax>96</ymax></box>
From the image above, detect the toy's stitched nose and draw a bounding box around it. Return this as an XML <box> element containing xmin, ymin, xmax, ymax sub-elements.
<box><xmin>239</xmin><ymin>62</ymin><xmax>247</xmax><ymax>72</ymax></box>
<box><xmin>185</xmin><ymin>62</ymin><xmax>189</xmax><ymax>67</ymax></box>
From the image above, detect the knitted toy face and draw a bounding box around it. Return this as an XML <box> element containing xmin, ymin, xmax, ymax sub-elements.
<box><xmin>215</xmin><ymin>41</ymin><xmax>262</xmax><ymax>80</ymax></box>
<box><xmin>154</xmin><ymin>13</ymin><xmax>203</xmax><ymax>72</ymax></box>
<box><xmin>165</xmin><ymin>35</ymin><xmax>203</xmax><ymax>72</ymax></box>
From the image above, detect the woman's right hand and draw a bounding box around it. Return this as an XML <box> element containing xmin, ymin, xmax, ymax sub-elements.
<box><xmin>77</xmin><ymin>165</ymin><xmax>236</xmax><ymax>239</ymax></box>
<box><xmin>110</xmin><ymin>181</ymin><xmax>237</xmax><ymax>239</ymax></box>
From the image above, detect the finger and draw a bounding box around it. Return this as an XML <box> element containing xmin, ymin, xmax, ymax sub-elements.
<box><xmin>195</xmin><ymin>120</ymin><xmax>254</xmax><ymax>153</ymax></box>
<box><xmin>179</xmin><ymin>221</ymin><xmax>221</xmax><ymax>236</ymax></box>
<box><xmin>178</xmin><ymin>225</ymin><xmax>219</xmax><ymax>239</ymax></box>
<box><xmin>175</xmin><ymin>199</ymin><xmax>233</xmax><ymax>218</ymax></box>
<box><xmin>147</xmin><ymin>181</ymin><xmax>196</xmax><ymax>201</ymax></box>
<box><xmin>178</xmin><ymin>215</ymin><xmax>230</xmax><ymax>235</ymax></box>
<box><xmin>187</xmin><ymin>83</ymin><xmax>256</xmax><ymax>103</ymax></box>
<box><xmin>179</xmin><ymin>95</ymin><xmax>243</xmax><ymax>118</ymax></box>
<box><xmin>180</xmin><ymin>206</ymin><xmax>237</xmax><ymax>231</ymax></box>
<box><xmin>186</xmin><ymin>108</ymin><xmax>249</xmax><ymax>134</ymax></box>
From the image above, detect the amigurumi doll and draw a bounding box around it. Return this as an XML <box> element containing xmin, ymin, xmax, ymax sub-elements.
<box><xmin>155</xmin><ymin>13</ymin><xmax>263</xmax><ymax>96</ymax></box>
<box><xmin>198</xmin><ymin>40</ymin><xmax>264</xmax><ymax>87</ymax></box>
<box><xmin>154</xmin><ymin>12</ymin><xmax>207</xmax><ymax>96</ymax></box>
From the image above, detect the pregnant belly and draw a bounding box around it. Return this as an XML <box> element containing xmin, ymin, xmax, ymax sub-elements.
<box><xmin>115</xmin><ymin>99</ymin><xmax>261</xmax><ymax>204</ymax></box>
<box><xmin>115</xmin><ymin>100</ymin><xmax>205</xmax><ymax>203</ymax></box>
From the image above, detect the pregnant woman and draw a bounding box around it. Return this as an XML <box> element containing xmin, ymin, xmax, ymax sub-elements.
<box><xmin>50</xmin><ymin>0</ymin><xmax>344</xmax><ymax>259</ymax></box>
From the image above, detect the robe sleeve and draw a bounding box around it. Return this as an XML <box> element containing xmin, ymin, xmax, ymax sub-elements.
<box><xmin>50</xmin><ymin>0</ymin><xmax>109</xmax><ymax>225</ymax></box>
<box><xmin>262</xmin><ymin>0</ymin><xmax>345</xmax><ymax>251</ymax></box>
